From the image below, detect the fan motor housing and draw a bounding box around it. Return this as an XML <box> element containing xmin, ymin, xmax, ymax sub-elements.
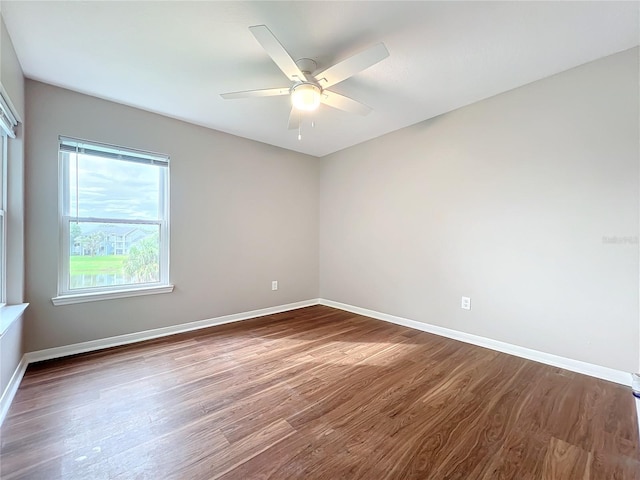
<box><xmin>295</xmin><ymin>58</ymin><xmax>317</xmax><ymax>76</ymax></box>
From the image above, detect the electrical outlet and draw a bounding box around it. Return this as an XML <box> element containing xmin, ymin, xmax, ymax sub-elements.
<box><xmin>461</xmin><ymin>296</ymin><xmax>471</xmax><ymax>310</ymax></box>
<box><xmin>271</xmin><ymin>280</ymin><xmax>278</xmax><ymax>291</ymax></box>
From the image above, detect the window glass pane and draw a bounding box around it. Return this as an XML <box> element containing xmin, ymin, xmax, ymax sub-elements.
<box><xmin>0</xmin><ymin>213</ymin><xmax>4</xmax><ymax>303</ymax></box>
<box><xmin>59</xmin><ymin>137</ymin><xmax>169</xmax><ymax>296</ymax></box>
<box><xmin>0</xmin><ymin>134</ymin><xmax>5</xmax><ymax>303</ymax></box>
<box><xmin>69</xmin><ymin>154</ymin><xmax>162</xmax><ymax>220</ymax></box>
<box><xmin>69</xmin><ymin>221</ymin><xmax>160</xmax><ymax>290</ymax></box>
<box><xmin>0</xmin><ymin>134</ymin><xmax>4</xmax><ymax>210</ymax></box>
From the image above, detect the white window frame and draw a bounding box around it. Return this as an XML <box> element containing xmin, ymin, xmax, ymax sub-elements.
<box><xmin>0</xmin><ymin>89</ymin><xmax>17</xmax><ymax>308</ymax></box>
<box><xmin>0</xmin><ymin>133</ymin><xmax>7</xmax><ymax>307</ymax></box>
<box><xmin>53</xmin><ymin>137</ymin><xmax>173</xmax><ymax>306</ymax></box>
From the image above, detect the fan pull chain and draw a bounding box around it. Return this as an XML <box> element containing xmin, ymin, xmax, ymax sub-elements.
<box><xmin>297</xmin><ymin>118</ymin><xmax>314</xmax><ymax>141</ymax></box>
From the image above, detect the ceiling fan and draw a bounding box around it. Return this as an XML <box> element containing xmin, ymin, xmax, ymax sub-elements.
<box><xmin>220</xmin><ymin>25</ymin><xmax>389</xmax><ymax>131</ymax></box>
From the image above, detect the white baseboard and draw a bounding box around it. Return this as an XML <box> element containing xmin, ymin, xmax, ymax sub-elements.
<box><xmin>0</xmin><ymin>355</ymin><xmax>28</xmax><ymax>426</ymax></box>
<box><xmin>0</xmin><ymin>299</ymin><xmax>320</xmax><ymax>427</ymax></box>
<box><xmin>0</xmin><ymin>298</ymin><xmax>640</xmax><ymax>425</ymax></box>
<box><xmin>1</xmin><ymin>298</ymin><xmax>637</xmax><ymax>433</ymax></box>
<box><xmin>22</xmin><ymin>297</ymin><xmax>632</xmax><ymax>384</ymax></box>
<box><xmin>319</xmin><ymin>298</ymin><xmax>631</xmax><ymax>386</ymax></box>
<box><xmin>25</xmin><ymin>298</ymin><xmax>320</xmax><ymax>364</ymax></box>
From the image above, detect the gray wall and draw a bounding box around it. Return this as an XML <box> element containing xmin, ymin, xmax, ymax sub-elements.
<box><xmin>1</xmin><ymin>14</ymin><xmax>23</xmax><ymax>119</ymax></box>
<box><xmin>319</xmin><ymin>47</ymin><xmax>639</xmax><ymax>373</ymax></box>
<box><xmin>24</xmin><ymin>80</ymin><xmax>319</xmax><ymax>352</ymax></box>
<box><xmin>1</xmin><ymin>318</ymin><xmax>22</xmax><ymax>394</ymax></box>
<box><xmin>0</xmin><ymin>12</ymin><xmax>25</xmax><ymax>399</ymax></box>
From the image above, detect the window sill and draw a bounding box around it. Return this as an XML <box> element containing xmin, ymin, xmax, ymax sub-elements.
<box><xmin>0</xmin><ymin>303</ymin><xmax>29</xmax><ymax>337</ymax></box>
<box><xmin>51</xmin><ymin>285</ymin><xmax>174</xmax><ymax>306</ymax></box>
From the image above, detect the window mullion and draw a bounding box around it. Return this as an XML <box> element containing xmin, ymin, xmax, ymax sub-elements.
<box><xmin>62</xmin><ymin>216</ymin><xmax>162</xmax><ymax>226</ymax></box>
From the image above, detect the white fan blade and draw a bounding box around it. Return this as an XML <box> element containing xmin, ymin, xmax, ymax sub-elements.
<box><xmin>249</xmin><ymin>25</ymin><xmax>305</xmax><ymax>82</ymax></box>
<box><xmin>220</xmin><ymin>87</ymin><xmax>290</xmax><ymax>99</ymax></box>
<box><xmin>315</xmin><ymin>43</ymin><xmax>389</xmax><ymax>88</ymax></box>
<box><xmin>321</xmin><ymin>90</ymin><xmax>372</xmax><ymax>116</ymax></box>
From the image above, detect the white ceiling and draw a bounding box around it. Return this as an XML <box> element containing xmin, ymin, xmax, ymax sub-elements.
<box><xmin>2</xmin><ymin>1</ymin><xmax>638</xmax><ymax>157</ymax></box>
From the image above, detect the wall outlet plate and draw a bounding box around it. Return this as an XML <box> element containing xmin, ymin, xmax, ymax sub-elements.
<box><xmin>461</xmin><ymin>296</ymin><xmax>471</xmax><ymax>310</ymax></box>
<box><xmin>272</xmin><ymin>280</ymin><xmax>278</xmax><ymax>291</ymax></box>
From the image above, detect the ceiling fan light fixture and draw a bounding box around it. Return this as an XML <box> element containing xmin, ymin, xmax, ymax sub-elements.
<box><xmin>291</xmin><ymin>83</ymin><xmax>321</xmax><ymax>111</ymax></box>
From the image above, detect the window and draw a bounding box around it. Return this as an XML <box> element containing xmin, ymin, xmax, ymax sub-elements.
<box><xmin>0</xmin><ymin>133</ymin><xmax>6</xmax><ymax>306</ymax></box>
<box><xmin>54</xmin><ymin>137</ymin><xmax>172</xmax><ymax>305</ymax></box>
<box><xmin>0</xmin><ymin>91</ymin><xmax>17</xmax><ymax>306</ymax></box>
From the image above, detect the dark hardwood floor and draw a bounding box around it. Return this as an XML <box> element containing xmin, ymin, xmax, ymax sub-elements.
<box><xmin>1</xmin><ymin>305</ymin><xmax>638</xmax><ymax>479</ymax></box>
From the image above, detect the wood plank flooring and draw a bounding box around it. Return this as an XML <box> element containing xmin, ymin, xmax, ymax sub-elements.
<box><xmin>1</xmin><ymin>305</ymin><xmax>638</xmax><ymax>479</ymax></box>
